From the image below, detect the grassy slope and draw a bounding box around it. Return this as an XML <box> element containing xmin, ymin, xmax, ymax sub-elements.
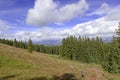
<box><xmin>0</xmin><ymin>43</ymin><xmax>119</xmax><ymax>80</ymax></box>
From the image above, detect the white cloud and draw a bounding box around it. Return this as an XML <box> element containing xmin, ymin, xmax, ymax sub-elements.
<box><xmin>0</xmin><ymin>20</ymin><xmax>15</xmax><ymax>31</ymax></box>
<box><xmin>87</xmin><ymin>2</ymin><xmax>120</xmax><ymax>21</ymax></box>
<box><xmin>12</xmin><ymin>16</ymin><xmax>118</xmax><ymax>42</ymax></box>
<box><xmin>7</xmin><ymin>7</ymin><xmax>120</xmax><ymax>42</ymax></box>
<box><xmin>16</xmin><ymin>19</ymin><xmax>25</xmax><ymax>24</ymax></box>
<box><xmin>105</xmin><ymin>6</ymin><xmax>120</xmax><ymax>21</ymax></box>
<box><xmin>87</xmin><ymin>3</ymin><xmax>110</xmax><ymax>16</ymax></box>
<box><xmin>2</xmin><ymin>2</ymin><xmax>120</xmax><ymax>44</ymax></box>
<box><xmin>0</xmin><ymin>20</ymin><xmax>11</xmax><ymax>31</ymax></box>
<box><xmin>26</xmin><ymin>0</ymin><xmax>88</xmax><ymax>26</ymax></box>
<box><xmin>0</xmin><ymin>20</ymin><xmax>16</xmax><ymax>39</ymax></box>
<box><xmin>69</xmin><ymin>3</ymin><xmax>120</xmax><ymax>38</ymax></box>
<box><xmin>70</xmin><ymin>17</ymin><xmax>118</xmax><ymax>37</ymax></box>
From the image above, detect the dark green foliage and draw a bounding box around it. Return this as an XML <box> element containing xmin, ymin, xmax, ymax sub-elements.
<box><xmin>59</xmin><ymin>35</ymin><xmax>120</xmax><ymax>74</ymax></box>
<box><xmin>0</xmin><ymin>38</ymin><xmax>27</xmax><ymax>49</ymax></box>
<box><xmin>58</xmin><ymin>23</ymin><xmax>120</xmax><ymax>74</ymax></box>
<box><xmin>13</xmin><ymin>38</ymin><xmax>17</xmax><ymax>47</ymax></box>
<box><xmin>33</xmin><ymin>44</ymin><xmax>40</xmax><ymax>52</ymax></box>
<box><xmin>59</xmin><ymin>36</ymin><xmax>104</xmax><ymax>63</ymax></box>
<box><xmin>102</xmin><ymin>23</ymin><xmax>120</xmax><ymax>74</ymax></box>
<box><xmin>60</xmin><ymin>36</ymin><xmax>77</xmax><ymax>60</ymax></box>
<box><xmin>0</xmin><ymin>38</ymin><xmax>13</xmax><ymax>46</ymax></box>
<box><xmin>27</xmin><ymin>39</ymin><xmax>33</xmax><ymax>53</ymax></box>
<box><xmin>116</xmin><ymin>22</ymin><xmax>120</xmax><ymax>49</ymax></box>
<box><xmin>102</xmin><ymin>46</ymin><xmax>120</xmax><ymax>74</ymax></box>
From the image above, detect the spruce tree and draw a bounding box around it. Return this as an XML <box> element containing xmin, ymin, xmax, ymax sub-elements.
<box><xmin>27</xmin><ymin>39</ymin><xmax>33</xmax><ymax>53</ymax></box>
<box><xmin>116</xmin><ymin>22</ymin><xmax>120</xmax><ymax>48</ymax></box>
<box><xmin>13</xmin><ymin>38</ymin><xmax>17</xmax><ymax>47</ymax></box>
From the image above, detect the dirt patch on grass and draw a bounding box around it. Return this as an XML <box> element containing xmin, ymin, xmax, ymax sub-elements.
<box><xmin>90</xmin><ymin>68</ymin><xmax>105</xmax><ymax>80</ymax></box>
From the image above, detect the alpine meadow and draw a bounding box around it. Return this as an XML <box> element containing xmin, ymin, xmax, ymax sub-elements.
<box><xmin>0</xmin><ymin>0</ymin><xmax>120</xmax><ymax>80</ymax></box>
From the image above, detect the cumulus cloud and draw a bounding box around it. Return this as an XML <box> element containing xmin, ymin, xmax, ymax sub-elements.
<box><xmin>26</xmin><ymin>0</ymin><xmax>88</xmax><ymax>26</ymax></box>
<box><xmin>13</xmin><ymin>16</ymin><xmax>118</xmax><ymax>43</ymax></box>
<box><xmin>8</xmin><ymin>2</ymin><xmax>120</xmax><ymax>43</ymax></box>
<box><xmin>3</xmin><ymin>2</ymin><xmax>120</xmax><ymax>44</ymax></box>
<box><xmin>69</xmin><ymin>17</ymin><xmax>118</xmax><ymax>37</ymax></box>
<box><xmin>67</xmin><ymin>3</ymin><xmax>120</xmax><ymax>38</ymax></box>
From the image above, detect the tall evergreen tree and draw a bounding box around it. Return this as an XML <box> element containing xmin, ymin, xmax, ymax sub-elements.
<box><xmin>116</xmin><ymin>22</ymin><xmax>120</xmax><ymax>48</ymax></box>
<box><xmin>13</xmin><ymin>38</ymin><xmax>17</xmax><ymax>47</ymax></box>
<box><xmin>27</xmin><ymin>39</ymin><xmax>33</xmax><ymax>53</ymax></box>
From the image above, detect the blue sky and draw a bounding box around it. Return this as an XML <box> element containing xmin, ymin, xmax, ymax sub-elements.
<box><xmin>0</xmin><ymin>0</ymin><xmax>120</xmax><ymax>44</ymax></box>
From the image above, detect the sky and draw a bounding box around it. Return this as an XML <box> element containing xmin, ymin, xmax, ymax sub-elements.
<box><xmin>0</xmin><ymin>0</ymin><xmax>120</xmax><ymax>44</ymax></box>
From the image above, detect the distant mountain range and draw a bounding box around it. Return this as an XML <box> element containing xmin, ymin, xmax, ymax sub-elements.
<box><xmin>33</xmin><ymin>37</ymin><xmax>112</xmax><ymax>46</ymax></box>
<box><xmin>102</xmin><ymin>37</ymin><xmax>112</xmax><ymax>43</ymax></box>
<box><xmin>34</xmin><ymin>39</ymin><xmax>62</xmax><ymax>46</ymax></box>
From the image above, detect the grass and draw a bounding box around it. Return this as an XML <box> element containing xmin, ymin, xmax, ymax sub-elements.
<box><xmin>0</xmin><ymin>55</ymin><xmax>31</xmax><ymax>68</ymax></box>
<box><xmin>0</xmin><ymin>43</ymin><xmax>120</xmax><ymax>80</ymax></box>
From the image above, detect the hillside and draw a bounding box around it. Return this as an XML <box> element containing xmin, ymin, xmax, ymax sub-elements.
<box><xmin>0</xmin><ymin>43</ymin><xmax>119</xmax><ymax>80</ymax></box>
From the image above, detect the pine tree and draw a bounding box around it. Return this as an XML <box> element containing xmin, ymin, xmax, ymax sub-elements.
<box><xmin>27</xmin><ymin>39</ymin><xmax>33</xmax><ymax>53</ymax></box>
<box><xmin>13</xmin><ymin>38</ymin><xmax>17</xmax><ymax>47</ymax></box>
<box><xmin>116</xmin><ymin>22</ymin><xmax>120</xmax><ymax>49</ymax></box>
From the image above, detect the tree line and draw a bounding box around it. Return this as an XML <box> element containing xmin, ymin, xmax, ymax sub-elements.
<box><xmin>0</xmin><ymin>23</ymin><xmax>120</xmax><ymax>74</ymax></box>
<box><xmin>59</xmin><ymin>23</ymin><xmax>120</xmax><ymax>74</ymax></box>
<box><xmin>0</xmin><ymin>38</ymin><xmax>59</xmax><ymax>54</ymax></box>
<box><xmin>59</xmin><ymin>35</ymin><xmax>120</xmax><ymax>74</ymax></box>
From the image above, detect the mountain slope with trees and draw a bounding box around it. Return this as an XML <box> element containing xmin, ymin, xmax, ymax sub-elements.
<box><xmin>0</xmin><ymin>43</ymin><xmax>120</xmax><ymax>80</ymax></box>
<box><xmin>0</xmin><ymin>23</ymin><xmax>120</xmax><ymax>79</ymax></box>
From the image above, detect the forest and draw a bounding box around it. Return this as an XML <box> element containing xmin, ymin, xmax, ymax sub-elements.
<box><xmin>0</xmin><ymin>23</ymin><xmax>120</xmax><ymax>74</ymax></box>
